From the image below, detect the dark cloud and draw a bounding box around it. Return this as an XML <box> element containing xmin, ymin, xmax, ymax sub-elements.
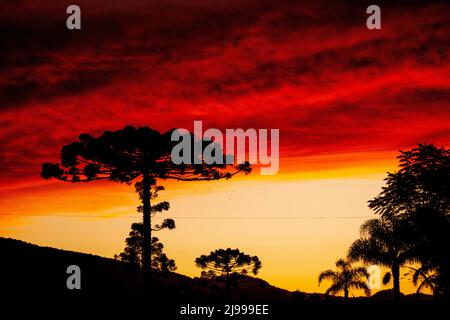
<box><xmin>0</xmin><ymin>0</ymin><xmax>449</xmax><ymax>184</ymax></box>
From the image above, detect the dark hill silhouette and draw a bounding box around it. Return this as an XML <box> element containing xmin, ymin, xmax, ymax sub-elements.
<box><xmin>371</xmin><ymin>289</ymin><xmax>434</xmax><ymax>301</ymax></box>
<box><xmin>1</xmin><ymin>237</ymin><xmax>444</xmax><ymax>318</ymax></box>
<box><xmin>0</xmin><ymin>237</ymin><xmax>437</xmax><ymax>301</ymax></box>
<box><xmin>0</xmin><ymin>237</ymin><xmax>143</xmax><ymax>297</ymax></box>
<box><xmin>0</xmin><ymin>237</ymin><xmax>291</xmax><ymax>301</ymax></box>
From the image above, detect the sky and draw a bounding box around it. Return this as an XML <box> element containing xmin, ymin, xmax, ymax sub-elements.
<box><xmin>0</xmin><ymin>0</ymin><xmax>449</xmax><ymax>294</ymax></box>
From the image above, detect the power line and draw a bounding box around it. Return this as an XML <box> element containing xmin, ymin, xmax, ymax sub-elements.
<box><xmin>0</xmin><ymin>213</ymin><xmax>372</xmax><ymax>220</ymax></box>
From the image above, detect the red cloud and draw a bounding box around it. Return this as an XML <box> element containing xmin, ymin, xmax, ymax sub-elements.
<box><xmin>0</xmin><ymin>0</ymin><xmax>449</xmax><ymax>187</ymax></box>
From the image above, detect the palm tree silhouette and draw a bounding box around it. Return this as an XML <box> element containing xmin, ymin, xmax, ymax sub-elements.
<box><xmin>318</xmin><ymin>258</ymin><xmax>369</xmax><ymax>300</ymax></box>
<box><xmin>348</xmin><ymin>218</ymin><xmax>412</xmax><ymax>301</ymax></box>
<box><xmin>405</xmin><ymin>265</ymin><xmax>438</xmax><ymax>297</ymax></box>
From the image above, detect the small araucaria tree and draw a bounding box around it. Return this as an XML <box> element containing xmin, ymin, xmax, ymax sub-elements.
<box><xmin>318</xmin><ymin>258</ymin><xmax>370</xmax><ymax>300</ymax></box>
<box><xmin>195</xmin><ymin>248</ymin><xmax>262</xmax><ymax>294</ymax></box>
<box><xmin>117</xmin><ymin>222</ymin><xmax>176</xmax><ymax>274</ymax></box>
<box><xmin>41</xmin><ymin>126</ymin><xmax>251</xmax><ymax>281</ymax></box>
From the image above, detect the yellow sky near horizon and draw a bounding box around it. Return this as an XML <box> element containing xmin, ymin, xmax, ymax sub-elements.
<box><xmin>0</xmin><ymin>158</ymin><xmax>424</xmax><ymax>296</ymax></box>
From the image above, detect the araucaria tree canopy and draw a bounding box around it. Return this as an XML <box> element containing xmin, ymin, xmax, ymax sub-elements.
<box><xmin>41</xmin><ymin>126</ymin><xmax>251</xmax><ymax>278</ymax></box>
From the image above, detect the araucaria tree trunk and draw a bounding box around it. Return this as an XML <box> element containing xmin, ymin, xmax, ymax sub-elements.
<box><xmin>142</xmin><ymin>170</ymin><xmax>152</xmax><ymax>281</ymax></box>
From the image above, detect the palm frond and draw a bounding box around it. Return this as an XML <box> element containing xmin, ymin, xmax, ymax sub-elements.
<box><xmin>318</xmin><ymin>270</ymin><xmax>338</xmax><ymax>285</ymax></box>
<box><xmin>335</xmin><ymin>258</ymin><xmax>350</xmax><ymax>270</ymax></box>
<box><xmin>325</xmin><ymin>282</ymin><xmax>344</xmax><ymax>296</ymax></box>
<box><xmin>349</xmin><ymin>280</ymin><xmax>371</xmax><ymax>296</ymax></box>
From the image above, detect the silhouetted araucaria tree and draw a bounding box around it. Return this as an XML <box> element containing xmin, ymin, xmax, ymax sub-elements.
<box><xmin>41</xmin><ymin>126</ymin><xmax>251</xmax><ymax>282</ymax></box>
<box><xmin>195</xmin><ymin>248</ymin><xmax>262</xmax><ymax>295</ymax></box>
<box><xmin>116</xmin><ymin>222</ymin><xmax>177</xmax><ymax>274</ymax></box>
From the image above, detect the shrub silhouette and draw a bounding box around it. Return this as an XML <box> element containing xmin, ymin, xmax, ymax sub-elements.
<box><xmin>369</xmin><ymin>143</ymin><xmax>450</xmax><ymax>217</ymax></box>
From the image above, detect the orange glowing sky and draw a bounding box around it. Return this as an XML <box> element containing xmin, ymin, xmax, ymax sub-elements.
<box><xmin>1</xmin><ymin>0</ymin><xmax>450</xmax><ymax>295</ymax></box>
